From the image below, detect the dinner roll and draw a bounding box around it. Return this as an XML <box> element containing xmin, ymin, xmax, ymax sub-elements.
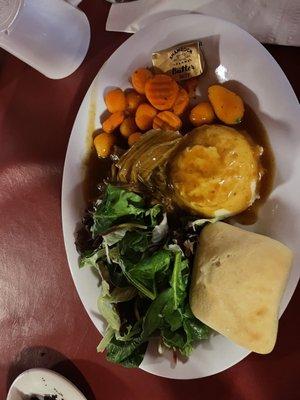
<box><xmin>190</xmin><ymin>222</ymin><xmax>293</xmax><ymax>354</ymax></box>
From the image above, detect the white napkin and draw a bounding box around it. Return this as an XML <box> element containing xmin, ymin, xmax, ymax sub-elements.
<box><xmin>106</xmin><ymin>0</ymin><xmax>300</xmax><ymax>46</ymax></box>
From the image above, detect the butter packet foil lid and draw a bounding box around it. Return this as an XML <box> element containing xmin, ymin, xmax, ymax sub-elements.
<box><xmin>152</xmin><ymin>41</ymin><xmax>205</xmax><ymax>81</ymax></box>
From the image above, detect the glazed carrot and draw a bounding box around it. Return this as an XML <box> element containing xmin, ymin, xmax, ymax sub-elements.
<box><xmin>94</xmin><ymin>132</ymin><xmax>116</xmax><ymax>158</ymax></box>
<box><xmin>120</xmin><ymin>117</ymin><xmax>137</xmax><ymax>138</ymax></box>
<box><xmin>131</xmin><ymin>68</ymin><xmax>153</xmax><ymax>94</ymax></box>
<box><xmin>208</xmin><ymin>85</ymin><xmax>245</xmax><ymax>124</ymax></box>
<box><xmin>102</xmin><ymin>111</ymin><xmax>125</xmax><ymax>133</ymax></box>
<box><xmin>128</xmin><ymin>132</ymin><xmax>142</xmax><ymax>146</ymax></box>
<box><xmin>145</xmin><ymin>74</ymin><xmax>179</xmax><ymax>110</ymax></box>
<box><xmin>135</xmin><ymin>103</ymin><xmax>157</xmax><ymax>131</ymax></box>
<box><xmin>104</xmin><ymin>88</ymin><xmax>126</xmax><ymax>113</ymax></box>
<box><xmin>189</xmin><ymin>102</ymin><xmax>215</xmax><ymax>126</ymax></box>
<box><xmin>172</xmin><ymin>87</ymin><xmax>189</xmax><ymax>115</ymax></box>
<box><xmin>153</xmin><ymin>111</ymin><xmax>182</xmax><ymax>131</ymax></box>
<box><xmin>126</xmin><ymin>90</ymin><xmax>144</xmax><ymax>113</ymax></box>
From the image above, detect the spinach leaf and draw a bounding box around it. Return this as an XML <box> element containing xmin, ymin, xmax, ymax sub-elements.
<box><xmin>157</xmin><ymin>250</ymin><xmax>189</xmax><ymax>333</ymax></box>
<box><xmin>162</xmin><ymin>303</ymin><xmax>183</xmax><ymax>332</ymax></box>
<box><xmin>170</xmin><ymin>252</ymin><xmax>189</xmax><ymax>309</ymax></box>
<box><xmin>123</xmin><ymin>250</ymin><xmax>172</xmax><ymax>300</ymax></box>
<box><xmin>91</xmin><ymin>185</ymin><xmax>146</xmax><ymax>237</ymax></box>
<box><xmin>117</xmin><ymin>343</ymin><xmax>148</xmax><ymax>368</ymax></box>
<box><xmin>142</xmin><ymin>288</ymin><xmax>172</xmax><ymax>338</ymax></box>
<box><xmin>119</xmin><ymin>230</ymin><xmax>151</xmax><ymax>261</ymax></box>
<box><xmin>115</xmin><ymin>320</ymin><xmax>143</xmax><ymax>342</ymax></box>
<box><xmin>162</xmin><ymin>327</ymin><xmax>186</xmax><ymax>350</ymax></box>
<box><xmin>106</xmin><ymin>336</ymin><xmax>145</xmax><ymax>365</ymax></box>
<box><xmin>161</xmin><ymin>304</ymin><xmax>211</xmax><ymax>357</ymax></box>
<box><xmin>183</xmin><ymin>304</ymin><xmax>211</xmax><ymax>342</ymax></box>
<box><xmin>183</xmin><ymin>317</ymin><xmax>211</xmax><ymax>342</ymax></box>
<box><xmin>157</xmin><ymin>252</ymin><xmax>210</xmax><ymax>356</ymax></box>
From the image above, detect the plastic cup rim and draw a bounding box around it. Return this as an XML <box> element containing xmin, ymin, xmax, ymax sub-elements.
<box><xmin>0</xmin><ymin>0</ymin><xmax>23</xmax><ymax>33</ymax></box>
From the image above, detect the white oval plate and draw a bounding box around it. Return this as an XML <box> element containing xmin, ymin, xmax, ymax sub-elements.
<box><xmin>6</xmin><ymin>368</ymin><xmax>87</xmax><ymax>400</ymax></box>
<box><xmin>62</xmin><ymin>14</ymin><xmax>300</xmax><ymax>379</ymax></box>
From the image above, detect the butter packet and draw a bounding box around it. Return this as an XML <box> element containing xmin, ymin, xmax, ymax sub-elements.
<box><xmin>152</xmin><ymin>41</ymin><xmax>205</xmax><ymax>81</ymax></box>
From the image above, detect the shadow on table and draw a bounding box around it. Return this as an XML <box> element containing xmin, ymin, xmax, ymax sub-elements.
<box><xmin>7</xmin><ymin>346</ymin><xmax>97</xmax><ymax>399</ymax></box>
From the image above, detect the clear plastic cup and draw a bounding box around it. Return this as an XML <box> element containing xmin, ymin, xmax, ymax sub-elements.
<box><xmin>0</xmin><ymin>0</ymin><xmax>90</xmax><ymax>79</ymax></box>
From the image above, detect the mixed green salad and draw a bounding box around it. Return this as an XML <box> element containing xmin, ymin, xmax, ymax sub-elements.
<box><xmin>76</xmin><ymin>184</ymin><xmax>211</xmax><ymax>368</ymax></box>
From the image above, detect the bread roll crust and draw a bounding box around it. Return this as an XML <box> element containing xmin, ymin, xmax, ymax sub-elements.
<box><xmin>190</xmin><ymin>222</ymin><xmax>293</xmax><ymax>354</ymax></box>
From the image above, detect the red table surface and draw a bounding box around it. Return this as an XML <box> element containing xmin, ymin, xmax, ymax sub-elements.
<box><xmin>0</xmin><ymin>1</ymin><xmax>299</xmax><ymax>399</ymax></box>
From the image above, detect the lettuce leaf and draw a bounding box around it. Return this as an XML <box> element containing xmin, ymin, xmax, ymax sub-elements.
<box><xmin>189</xmin><ymin>217</ymin><xmax>220</xmax><ymax>230</ymax></box>
<box><xmin>77</xmin><ymin>184</ymin><xmax>212</xmax><ymax>368</ymax></box>
<box><xmin>79</xmin><ymin>247</ymin><xmax>106</xmax><ymax>269</ymax></box>
<box><xmin>152</xmin><ymin>212</ymin><xmax>168</xmax><ymax>244</ymax></box>
<box><xmin>97</xmin><ymin>327</ymin><xmax>115</xmax><ymax>353</ymax></box>
<box><xmin>122</xmin><ymin>250</ymin><xmax>172</xmax><ymax>300</ymax></box>
<box><xmin>91</xmin><ymin>185</ymin><xmax>146</xmax><ymax>237</ymax></box>
<box><xmin>110</xmin><ymin>286</ymin><xmax>137</xmax><ymax>303</ymax></box>
<box><xmin>97</xmin><ymin>279</ymin><xmax>121</xmax><ymax>332</ymax></box>
<box><xmin>102</xmin><ymin>223</ymin><xmax>147</xmax><ymax>247</ymax></box>
<box><xmin>96</xmin><ymin>271</ymin><xmax>137</xmax><ymax>352</ymax></box>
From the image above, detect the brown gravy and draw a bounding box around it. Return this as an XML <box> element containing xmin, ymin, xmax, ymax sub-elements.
<box><xmin>83</xmin><ymin>150</ymin><xmax>112</xmax><ymax>202</ymax></box>
<box><xmin>233</xmin><ymin>104</ymin><xmax>275</xmax><ymax>225</ymax></box>
<box><xmin>83</xmin><ymin>104</ymin><xmax>275</xmax><ymax>225</ymax></box>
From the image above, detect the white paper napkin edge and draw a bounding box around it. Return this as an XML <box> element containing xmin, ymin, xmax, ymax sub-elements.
<box><xmin>106</xmin><ymin>0</ymin><xmax>300</xmax><ymax>46</ymax></box>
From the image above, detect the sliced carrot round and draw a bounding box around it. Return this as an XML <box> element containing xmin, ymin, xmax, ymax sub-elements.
<box><xmin>145</xmin><ymin>74</ymin><xmax>179</xmax><ymax>111</ymax></box>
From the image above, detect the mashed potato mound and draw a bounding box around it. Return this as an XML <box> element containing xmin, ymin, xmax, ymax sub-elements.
<box><xmin>170</xmin><ymin>125</ymin><xmax>263</xmax><ymax>217</ymax></box>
